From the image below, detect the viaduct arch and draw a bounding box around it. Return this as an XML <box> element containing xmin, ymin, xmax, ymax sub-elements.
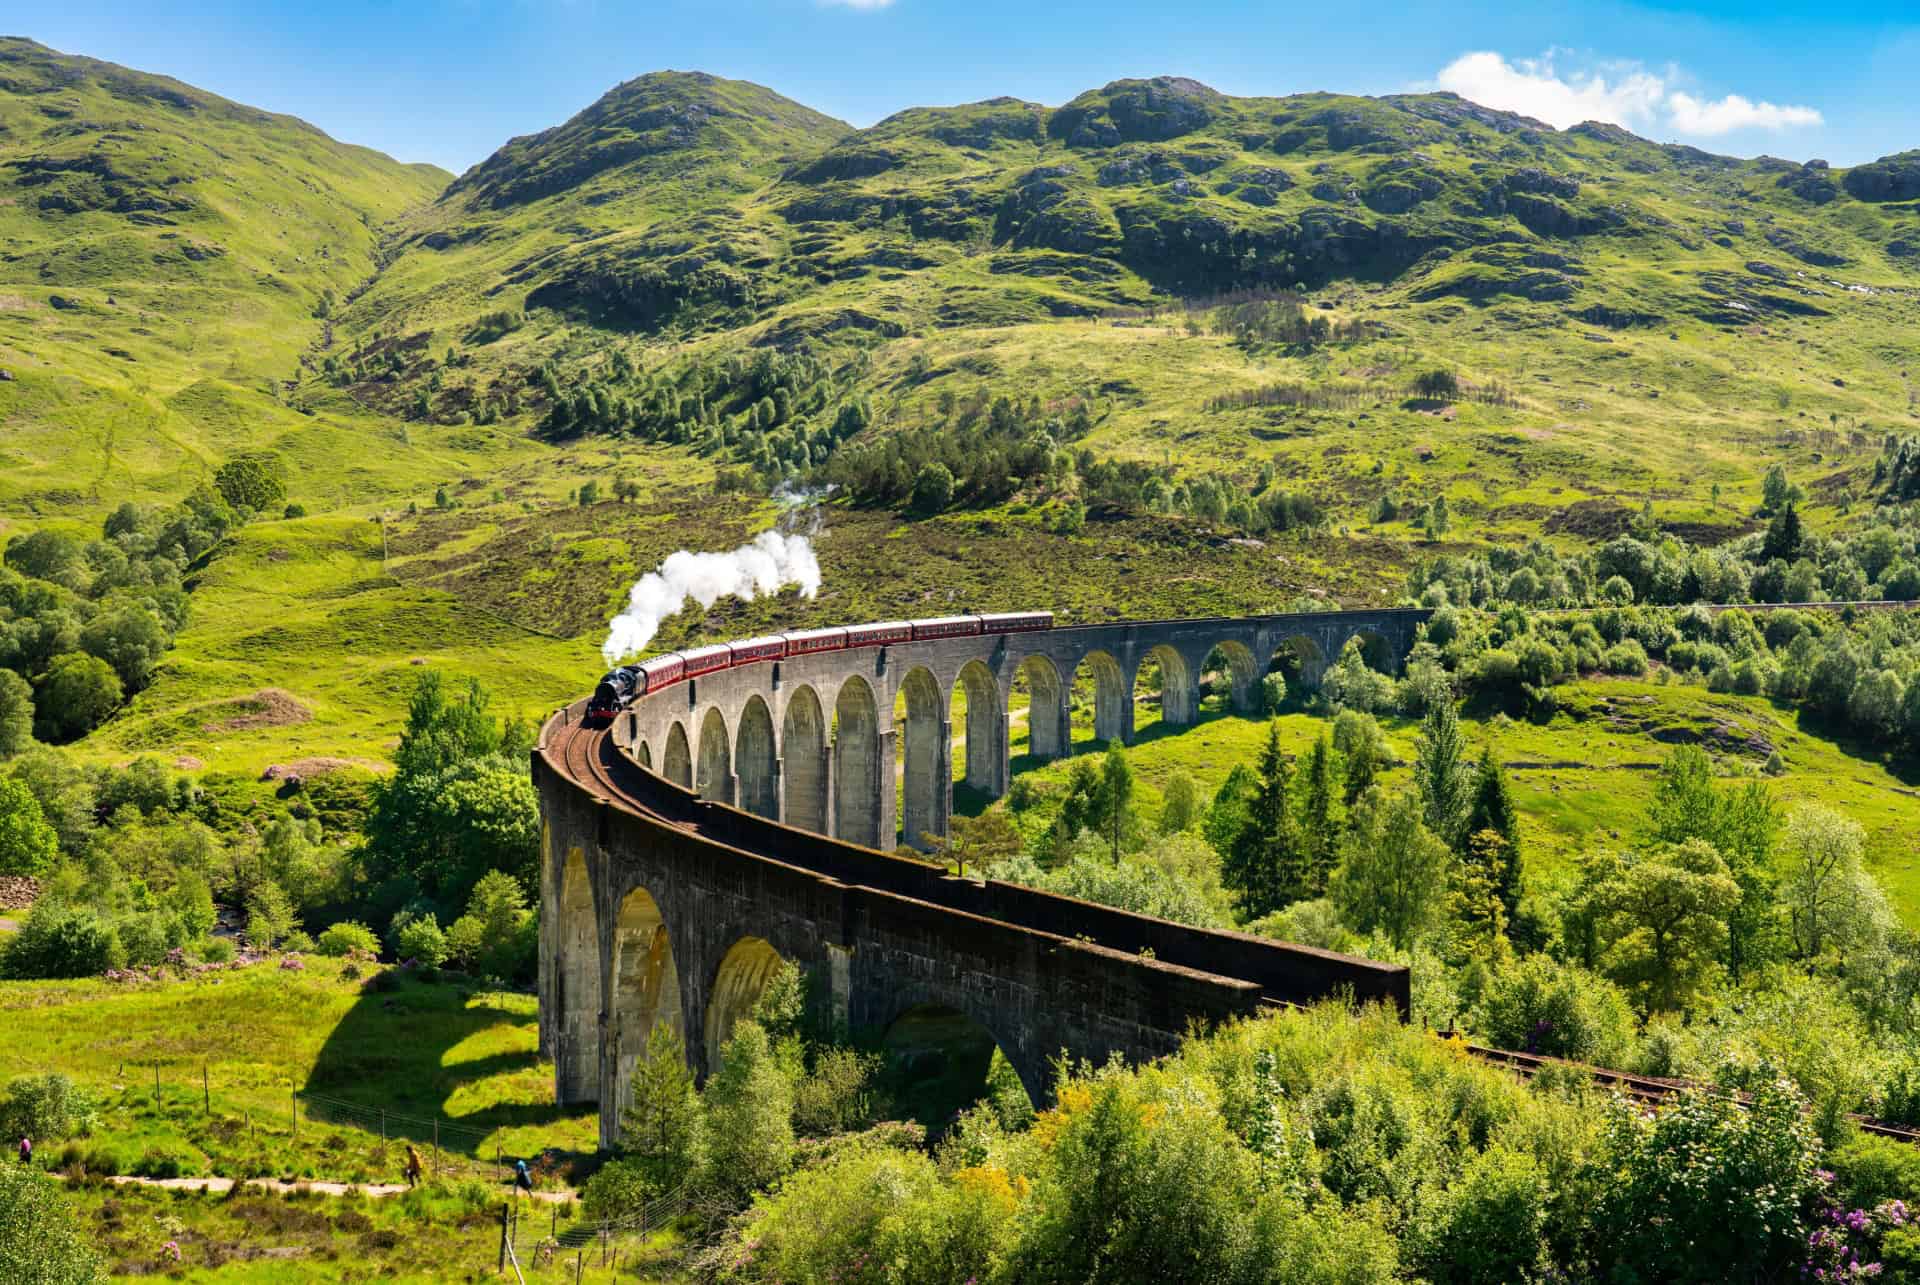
<box><xmin>538</xmin><ymin>609</ymin><xmax>1423</xmax><ymax>1147</ymax></box>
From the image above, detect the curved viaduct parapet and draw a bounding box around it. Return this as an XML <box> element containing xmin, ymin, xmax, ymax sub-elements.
<box><xmin>537</xmin><ymin>609</ymin><xmax>1424</xmax><ymax>1148</ymax></box>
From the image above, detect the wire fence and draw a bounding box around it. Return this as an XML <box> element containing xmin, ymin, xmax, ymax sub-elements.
<box><xmin>502</xmin><ymin>1181</ymin><xmax>694</xmax><ymax>1275</ymax></box>
<box><xmin>293</xmin><ymin>1090</ymin><xmax>512</xmax><ymax>1184</ymax></box>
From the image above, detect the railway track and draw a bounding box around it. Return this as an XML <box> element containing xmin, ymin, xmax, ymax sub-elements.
<box><xmin>1458</xmin><ymin>1040</ymin><xmax>1920</xmax><ymax>1143</ymax></box>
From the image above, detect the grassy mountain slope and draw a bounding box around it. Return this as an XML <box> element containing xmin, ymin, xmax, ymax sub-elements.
<box><xmin>0</xmin><ymin>37</ymin><xmax>451</xmax><ymax>523</ymax></box>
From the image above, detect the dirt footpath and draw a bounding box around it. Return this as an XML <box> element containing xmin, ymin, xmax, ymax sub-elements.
<box><xmin>98</xmin><ymin>1174</ymin><xmax>574</xmax><ymax>1203</ymax></box>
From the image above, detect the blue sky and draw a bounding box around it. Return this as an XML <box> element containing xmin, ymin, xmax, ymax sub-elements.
<box><xmin>16</xmin><ymin>1</ymin><xmax>1919</xmax><ymax>173</ymax></box>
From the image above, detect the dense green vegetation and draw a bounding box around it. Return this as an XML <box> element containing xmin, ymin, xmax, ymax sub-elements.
<box><xmin>12</xmin><ymin>33</ymin><xmax>1920</xmax><ymax>1282</ymax></box>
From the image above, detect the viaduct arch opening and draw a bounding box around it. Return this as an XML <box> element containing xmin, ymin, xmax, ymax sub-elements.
<box><xmin>1072</xmin><ymin>650</ymin><xmax>1127</xmax><ymax>750</ymax></box>
<box><xmin>1202</xmin><ymin>641</ymin><xmax>1258</xmax><ymax>714</ymax></box>
<box><xmin>735</xmin><ymin>695</ymin><xmax>778</xmax><ymax>820</ymax></box>
<box><xmin>662</xmin><ymin>722</ymin><xmax>692</xmax><ymax>789</ymax></box>
<box><xmin>555</xmin><ymin>848</ymin><xmax>600</xmax><ymax>1105</ymax></box>
<box><xmin>955</xmin><ymin>659</ymin><xmax>1002</xmax><ymax>802</ymax></box>
<box><xmin>1012</xmin><ymin>654</ymin><xmax>1067</xmax><ymax>764</ymax></box>
<box><xmin>696</xmin><ymin>707</ymin><xmax>732</xmax><ymax>803</ymax></box>
<box><xmin>705</xmin><ymin>936</ymin><xmax>787</xmax><ymax>1070</ymax></box>
<box><xmin>607</xmin><ymin>887</ymin><xmax>681</xmax><ymax>1132</ymax></box>
<box><xmin>834</xmin><ymin>677</ymin><xmax>882</xmax><ymax>848</ymax></box>
<box><xmin>896</xmin><ymin>667</ymin><xmax>945</xmax><ymax>850</ymax></box>
<box><xmin>1271</xmin><ymin>634</ymin><xmax>1327</xmax><ymax>705</ymax></box>
<box><xmin>883</xmin><ymin>1003</ymin><xmax>1035</xmax><ymax>1131</ymax></box>
<box><xmin>1134</xmin><ymin>643</ymin><xmax>1194</xmax><ymax>733</ymax></box>
<box><xmin>782</xmin><ymin>685</ymin><xmax>828</xmax><ymax>835</ymax></box>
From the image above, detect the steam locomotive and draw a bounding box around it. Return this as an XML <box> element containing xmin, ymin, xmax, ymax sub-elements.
<box><xmin>583</xmin><ymin>611</ymin><xmax>1054</xmax><ymax>727</ymax></box>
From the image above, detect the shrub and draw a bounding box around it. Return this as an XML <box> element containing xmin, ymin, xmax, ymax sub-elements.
<box><xmin>394</xmin><ymin>914</ymin><xmax>448</xmax><ymax>967</ymax></box>
<box><xmin>1472</xmin><ymin>956</ymin><xmax>1637</xmax><ymax>1068</ymax></box>
<box><xmin>1601</xmin><ymin>640</ymin><xmax>1648</xmax><ymax>676</ymax></box>
<box><xmin>1591</xmin><ymin>1079</ymin><xmax>1821</xmax><ymax>1283</ymax></box>
<box><xmin>0</xmin><ymin>1165</ymin><xmax>103</xmax><ymax>1283</ymax></box>
<box><xmin>792</xmin><ymin>1047</ymin><xmax>883</xmax><ymax>1137</ymax></box>
<box><xmin>0</xmin><ymin>1074</ymin><xmax>95</xmax><ymax>1143</ymax></box>
<box><xmin>581</xmin><ymin>1157</ymin><xmax>661</xmax><ymax>1223</ymax></box>
<box><xmin>316</xmin><ymin>921</ymin><xmax>379</xmax><ymax>959</ymax></box>
<box><xmin>1</xmin><ymin>904</ymin><xmax>123</xmax><ymax>979</ymax></box>
<box><xmin>197</xmin><ymin>937</ymin><xmax>235</xmax><ymax>964</ymax></box>
<box><xmin>1416</xmin><ymin>1145</ymin><xmax>1548</xmax><ymax>1284</ymax></box>
<box><xmin>132</xmin><ymin>1142</ymin><xmax>197</xmax><ymax>1179</ymax></box>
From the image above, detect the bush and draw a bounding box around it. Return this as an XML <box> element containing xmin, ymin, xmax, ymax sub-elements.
<box><xmin>0</xmin><ymin>1074</ymin><xmax>95</xmax><ymax>1143</ymax></box>
<box><xmin>0</xmin><ymin>1165</ymin><xmax>103</xmax><ymax>1283</ymax></box>
<box><xmin>197</xmin><ymin>936</ymin><xmax>235</xmax><ymax>964</ymax></box>
<box><xmin>394</xmin><ymin>914</ymin><xmax>449</xmax><ymax>967</ymax></box>
<box><xmin>1416</xmin><ymin>1145</ymin><xmax>1548</xmax><ymax>1284</ymax></box>
<box><xmin>1</xmin><ymin>904</ymin><xmax>123</xmax><ymax>979</ymax></box>
<box><xmin>132</xmin><ymin>1142</ymin><xmax>197</xmax><ymax>1179</ymax></box>
<box><xmin>581</xmin><ymin>1157</ymin><xmax>662</xmax><ymax>1222</ymax></box>
<box><xmin>316</xmin><ymin>921</ymin><xmax>379</xmax><ymax>959</ymax></box>
<box><xmin>1472</xmin><ymin>956</ymin><xmax>1637</xmax><ymax>1068</ymax></box>
<box><xmin>1601</xmin><ymin>640</ymin><xmax>1648</xmax><ymax>676</ymax></box>
<box><xmin>1592</xmin><ymin>1079</ymin><xmax>1821</xmax><ymax>1283</ymax></box>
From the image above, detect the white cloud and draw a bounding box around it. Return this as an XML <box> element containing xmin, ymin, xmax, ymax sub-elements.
<box><xmin>1666</xmin><ymin>91</ymin><xmax>1822</xmax><ymax>135</ymax></box>
<box><xmin>1434</xmin><ymin>51</ymin><xmax>1822</xmax><ymax>138</ymax></box>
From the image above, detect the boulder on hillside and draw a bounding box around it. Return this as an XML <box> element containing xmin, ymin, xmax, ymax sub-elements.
<box><xmin>1844</xmin><ymin>151</ymin><xmax>1920</xmax><ymax>203</ymax></box>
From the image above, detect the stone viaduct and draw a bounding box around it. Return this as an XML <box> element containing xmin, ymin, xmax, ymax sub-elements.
<box><xmin>536</xmin><ymin>609</ymin><xmax>1425</xmax><ymax>1148</ymax></box>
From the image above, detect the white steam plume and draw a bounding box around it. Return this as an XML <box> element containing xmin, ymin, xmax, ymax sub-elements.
<box><xmin>601</xmin><ymin>529</ymin><xmax>822</xmax><ymax>665</ymax></box>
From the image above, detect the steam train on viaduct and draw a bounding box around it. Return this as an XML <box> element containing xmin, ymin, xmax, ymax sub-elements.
<box><xmin>583</xmin><ymin>611</ymin><xmax>1056</xmax><ymax>727</ymax></box>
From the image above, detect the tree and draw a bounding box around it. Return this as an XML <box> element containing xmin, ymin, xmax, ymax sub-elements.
<box><xmin>618</xmin><ymin>1022</ymin><xmax>704</xmax><ymax>1189</ymax></box>
<box><xmin>0</xmin><ymin>779</ymin><xmax>57</xmax><ymax>878</ymax></box>
<box><xmin>1295</xmin><ymin>734</ymin><xmax>1339</xmax><ymax>894</ymax></box>
<box><xmin>213</xmin><ymin>452</ymin><xmax>287</xmax><ymax>513</ymax></box>
<box><xmin>1589</xmin><ymin>840</ymin><xmax>1738</xmax><ymax>1013</ymax></box>
<box><xmin>1331</xmin><ymin>709</ymin><xmax>1385</xmax><ymax>805</ymax></box>
<box><xmin>0</xmin><ymin>670</ymin><xmax>33</xmax><ymax>759</ymax></box>
<box><xmin>78</xmin><ymin>605</ymin><xmax>169</xmax><ymax>694</ymax></box>
<box><xmin>32</xmin><ymin>654</ymin><xmax>121</xmax><ymax>743</ymax></box>
<box><xmin>2</xmin><ymin>531</ymin><xmax>85</xmax><ymax>590</ymax></box>
<box><xmin>1100</xmin><ymin>740</ymin><xmax>1134</xmax><ymax>861</ymax></box>
<box><xmin>454</xmin><ymin>869</ymin><xmax>533</xmax><ymax>978</ymax></box>
<box><xmin>1761</xmin><ymin>463</ymin><xmax>1794</xmax><ymax>513</ymax></box>
<box><xmin>1159</xmin><ymin>769</ymin><xmax>1200</xmax><ymax>834</ymax></box>
<box><xmin>1201</xmin><ymin>764</ymin><xmax>1254</xmax><ymax>859</ymax></box>
<box><xmin>1414</xmin><ymin>368</ymin><xmax>1459</xmax><ymax>400</ymax></box>
<box><xmin>1644</xmin><ymin>747</ymin><xmax>1780</xmax><ymax>981</ymax></box>
<box><xmin>1223</xmin><ymin>723</ymin><xmax>1300</xmax><ymax>917</ymax></box>
<box><xmin>1413</xmin><ymin>699</ymin><xmax>1472</xmax><ymax>849</ymax></box>
<box><xmin>245</xmin><ymin>879</ymin><xmax>298</xmax><ymax>949</ymax></box>
<box><xmin>1330</xmin><ymin>789</ymin><xmax>1454</xmax><ymax>950</ymax></box>
<box><xmin>910</xmin><ymin>463</ymin><xmax>954</xmax><ymax>514</ymax></box>
<box><xmin>1762</xmin><ymin>501</ymin><xmax>1803</xmax><ymax>562</ymax></box>
<box><xmin>1781</xmin><ymin>804</ymin><xmax>1869</xmax><ymax>963</ymax></box>
<box><xmin>1463</xmin><ymin>749</ymin><xmax>1522</xmax><ymax>920</ymax></box>
<box><xmin>0</xmin><ymin>1165</ymin><xmax>103</xmax><ymax>1285</ymax></box>
<box><xmin>703</xmin><ymin>1020</ymin><xmax>794</xmax><ymax>1198</ymax></box>
<box><xmin>577</xmin><ymin>480</ymin><xmax>600</xmax><ymax>506</ymax></box>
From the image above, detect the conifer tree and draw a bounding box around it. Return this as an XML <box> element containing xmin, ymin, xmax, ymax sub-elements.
<box><xmin>1224</xmin><ymin>723</ymin><xmax>1300</xmax><ymax>916</ymax></box>
<box><xmin>1463</xmin><ymin>748</ymin><xmax>1523</xmax><ymax>919</ymax></box>
<box><xmin>1296</xmin><ymin>733</ymin><xmax>1339</xmax><ymax>894</ymax></box>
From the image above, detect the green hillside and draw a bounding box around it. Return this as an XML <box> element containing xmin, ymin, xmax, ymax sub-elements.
<box><xmin>0</xmin><ymin>37</ymin><xmax>450</xmax><ymax>523</ymax></box>
<box><xmin>8</xmin><ymin>56</ymin><xmax>1920</xmax><ymax>793</ymax></box>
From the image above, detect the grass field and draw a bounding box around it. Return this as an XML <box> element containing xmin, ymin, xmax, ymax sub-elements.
<box><xmin>0</xmin><ymin>959</ymin><xmax>595</xmax><ymax>1184</ymax></box>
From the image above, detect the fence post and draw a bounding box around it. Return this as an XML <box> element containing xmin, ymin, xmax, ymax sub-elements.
<box><xmin>499</xmin><ymin>1202</ymin><xmax>509</xmax><ymax>1273</ymax></box>
<box><xmin>379</xmin><ymin>1109</ymin><xmax>386</xmax><ymax>1146</ymax></box>
<box><xmin>292</xmin><ymin>1092</ymin><xmax>298</xmax><ymax>1142</ymax></box>
<box><xmin>154</xmin><ymin>1063</ymin><xmax>161</xmax><ymax>1103</ymax></box>
<box><xmin>433</xmin><ymin>1119</ymin><xmax>439</xmax><ymax>1173</ymax></box>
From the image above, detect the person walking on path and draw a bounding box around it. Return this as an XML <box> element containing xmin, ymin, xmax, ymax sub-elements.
<box><xmin>17</xmin><ymin>1136</ymin><xmax>29</xmax><ymax>1165</ymax></box>
<box><xmin>403</xmin><ymin>1144</ymin><xmax>423</xmax><ymax>1189</ymax></box>
<box><xmin>513</xmin><ymin>1158</ymin><xmax>534</xmax><ymax>1200</ymax></box>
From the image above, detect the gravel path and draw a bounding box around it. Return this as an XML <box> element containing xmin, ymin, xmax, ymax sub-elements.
<box><xmin>99</xmin><ymin>1174</ymin><xmax>573</xmax><ymax>1202</ymax></box>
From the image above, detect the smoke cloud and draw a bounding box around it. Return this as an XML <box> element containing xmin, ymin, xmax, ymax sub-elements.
<box><xmin>601</xmin><ymin>529</ymin><xmax>822</xmax><ymax>665</ymax></box>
